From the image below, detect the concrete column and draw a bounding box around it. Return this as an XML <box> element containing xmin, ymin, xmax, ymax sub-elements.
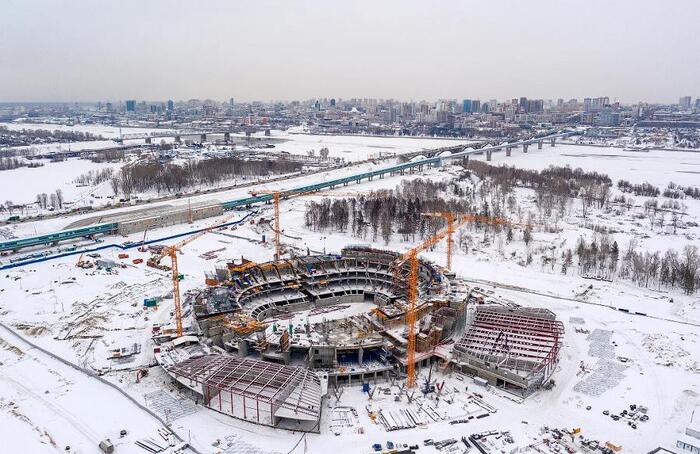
<box><xmin>175</xmin><ymin>135</ymin><xmax>181</xmax><ymax>144</ymax></box>
<box><xmin>505</xmin><ymin>147</ymin><xmax>511</xmax><ymax>157</ymax></box>
<box><xmin>523</xmin><ymin>144</ymin><xmax>529</xmax><ymax>153</ymax></box>
<box><xmin>145</xmin><ymin>137</ymin><xmax>152</xmax><ymax>144</ymax></box>
<box><xmin>537</xmin><ymin>140</ymin><xmax>543</xmax><ymax>150</ymax></box>
<box><xmin>201</xmin><ymin>133</ymin><xmax>207</xmax><ymax>143</ymax></box>
<box><xmin>550</xmin><ymin>138</ymin><xmax>556</xmax><ymax>147</ymax></box>
<box><xmin>224</xmin><ymin>132</ymin><xmax>230</xmax><ymax>143</ymax></box>
<box><xmin>486</xmin><ymin>150</ymin><xmax>492</xmax><ymax>161</ymax></box>
<box><xmin>358</xmin><ymin>347</ymin><xmax>364</xmax><ymax>366</ymax></box>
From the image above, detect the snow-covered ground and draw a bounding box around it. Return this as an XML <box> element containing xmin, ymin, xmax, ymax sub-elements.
<box><xmin>1</xmin><ymin>139</ymin><xmax>698</xmax><ymax>453</ymax></box>
<box><xmin>490</xmin><ymin>143</ymin><xmax>700</xmax><ymax>187</ymax></box>
<box><xmin>0</xmin><ymin>158</ymin><xmax>123</xmax><ymax>210</ymax></box>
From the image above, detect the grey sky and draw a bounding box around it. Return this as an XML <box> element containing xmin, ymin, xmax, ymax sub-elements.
<box><xmin>1</xmin><ymin>0</ymin><xmax>698</xmax><ymax>104</ymax></box>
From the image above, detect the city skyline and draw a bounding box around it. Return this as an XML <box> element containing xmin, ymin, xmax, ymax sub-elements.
<box><xmin>1</xmin><ymin>0</ymin><xmax>699</xmax><ymax>104</ymax></box>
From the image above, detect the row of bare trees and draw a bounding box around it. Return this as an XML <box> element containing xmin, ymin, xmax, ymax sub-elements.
<box><xmin>573</xmin><ymin>235</ymin><xmax>620</xmax><ymax>279</ymax></box>
<box><xmin>664</xmin><ymin>182</ymin><xmax>700</xmax><ymax>200</ymax></box>
<box><xmin>0</xmin><ymin>157</ymin><xmax>44</xmax><ymax>170</ymax></box>
<box><xmin>566</xmin><ymin>235</ymin><xmax>699</xmax><ymax>294</ymax></box>
<box><xmin>73</xmin><ymin>168</ymin><xmax>114</xmax><ymax>186</ymax></box>
<box><xmin>619</xmin><ymin>241</ymin><xmax>699</xmax><ymax>295</ymax></box>
<box><xmin>464</xmin><ymin>161</ymin><xmax>611</xmax><ymax>197</ymax></box>
<box><xmin>463</xmin><ymin>161</ymin><xmax>613</xmax><ymax>221</ymax></box>
<box><xmin>111</xmin><ymin>157</ymin><xmax>303</xmax><ymax>196</ymax></box>
<box><xmin>617</xmin><ymin>180</ymin><xmax>660</xmax><ymax>197</ymax></box>
<box><xmin>35</xmin><ymin>190</ymin><xmax>64</xmax><ymax>210</ymax></box>
<box><xmin>0</xmin><ymin>126</ymin><xmax>104</xmax><ymax>147</ymax></box>
<box><xmin>304</xmin><ymin>179</ymin><xmax>473</xmax><ymax>244</ymax></box>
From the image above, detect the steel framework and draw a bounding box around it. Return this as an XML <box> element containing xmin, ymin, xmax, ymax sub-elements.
<box><xmin>454</xmin><ymin>306</ymin><xmax>564</xmax><ymax>389</ymax></box>
<box><xmin>169</xmin><ymin>354</ymin><xmax>322</xmax><ymax>429</ymax></box>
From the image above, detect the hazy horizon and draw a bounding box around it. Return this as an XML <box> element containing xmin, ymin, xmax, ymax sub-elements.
<box><xmin>1</xmin><ymin>0</ymin><xmax>699</xmax><ymax>104</ymax></box>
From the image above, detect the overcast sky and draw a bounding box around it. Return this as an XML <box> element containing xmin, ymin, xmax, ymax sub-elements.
<box><xmin>1</xmin><ymin>0</ymin><xmax>698</xmax><ymax>104</ymax></box>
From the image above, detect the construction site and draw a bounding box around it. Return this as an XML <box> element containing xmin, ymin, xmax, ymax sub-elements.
<box><xmin>137</xmin><ymin>187</ymin><xmax>566</xmax><ymax>440</ymax></box>
<box><xmin>2</xmin><ymin>132</ymin><xmax>697</xmax><ymax>454</ymax></box>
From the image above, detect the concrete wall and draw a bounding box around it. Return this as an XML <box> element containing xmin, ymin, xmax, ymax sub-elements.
<box><xmin>117</xmin><ymin>204</ymin><xmax>223</xmax><ymax>235</ymax></box>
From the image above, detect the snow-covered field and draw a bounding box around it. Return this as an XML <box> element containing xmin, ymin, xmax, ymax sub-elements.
<box><xmin>490</xmin><ymin>143</ymin><xmax>700</xmax><ymax>187</ymax></box>
<box><xmin>1</xmin><ymin>138</ymin><xmax>698</xmax><ymax>453</ymax></box>
<box><xmin>0</xmin><ymin>159</ymin><xmax>123</xmax><ymax>209</ymax></box>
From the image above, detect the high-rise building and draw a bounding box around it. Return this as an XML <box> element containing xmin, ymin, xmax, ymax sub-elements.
<box><xmin>519</xmin><ymin>97</ymin><xmax>528</xmax><ymax>112</ymax></box>
<box><xmin>462</xmin><ymin>99</ymin><xmax>472</xmax><ymax>113</ymax></box>
<box><xmin>584</xmin><ymin>97</ymin><xmax>608</xmax><ymax>113</ymax></box>
<box><xmin>695</xmin><ymin>98</ymin><xmax>700</xmax><ymax>111</ymax></box>
<box><xmin>330</xmin><ymin>98</ymin><xmax>336</xmax><ymax>107</ymax></box>
<box><xmin>125</xmin><ymin>100</ymin><xmax>136</xmax><ymax>112</ymax></box>
<box><xmin>471</xmin><ymin>100</ymin><xmax>481</xmax><ymax>114</ymax></box>
<box><xmin>679</xmin><ymin>96</ymin><xmax>692</xmax><ymax>108</ymax></box>
<box><xmin>167</xmin><ymin>100</ymin><xmax>174</xmax><ymax>111</ymax></box>
<box><xmin>526</xmin><ymin>99</ymin><xmax>544</xmax><ymax>113</ymax></box>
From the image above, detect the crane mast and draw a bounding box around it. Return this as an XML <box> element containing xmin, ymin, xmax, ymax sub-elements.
<box><xmin>169</xmin><ymin>248</ymin><xmax>183</xmax><ymax>336</ymax></box>
<box><xmin>401</xmin><ymin>213</ymin><xmax>513</xmax><ymax>388</ymax></box>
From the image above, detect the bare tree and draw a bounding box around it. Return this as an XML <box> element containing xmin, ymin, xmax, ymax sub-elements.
<box><xmin>55</xmin><ymin>189</ymin><xmax>63</xmax><ymax>209</ymax></box>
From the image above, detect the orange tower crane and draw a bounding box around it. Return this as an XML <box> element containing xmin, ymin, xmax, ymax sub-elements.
<box><xmin>250</xmin><ymin>190</ymin><xmax>283</xmax><ymax>260</ymax></box>
<box><xmin>398</xmin><ymin>213</ymin><xmax>512</xmax><ymax>387</ymax></box>
<box><xmin>251</xmin><ymin>189</ymin><xmax>368</xmax><ymax>262</ymax></box>
<box><xmin>151</xmin><ymin>210</ymin><xmax>245</xmax><ymax>337</ymax></box>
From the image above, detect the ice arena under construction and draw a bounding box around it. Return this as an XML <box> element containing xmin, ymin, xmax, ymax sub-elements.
<box><xmin>153</xmin><ymin>247</ymin><xmax>563</xmax><ymax>431</ymax></box>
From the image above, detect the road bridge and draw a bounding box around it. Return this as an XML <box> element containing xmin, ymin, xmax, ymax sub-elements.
<box><xmin>120</xmin><ymin>127</ymin><xmax>271</xmax><ymax>143</ymax></box>
<box><xmin>0</xmin><ymin>130</ymin><xmax>578</xmax><ymax>253</ymax></box>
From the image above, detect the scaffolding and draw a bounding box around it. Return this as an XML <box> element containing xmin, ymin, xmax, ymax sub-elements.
<box><xmin>169</xmin><ymin>354</ymin><xmax>323</xmax><ymax>431</ymax></box>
